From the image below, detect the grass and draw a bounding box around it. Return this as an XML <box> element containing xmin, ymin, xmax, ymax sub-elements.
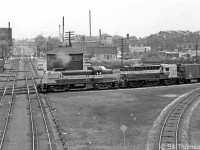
<box><xmin>47</xmin><ymin>86</ymin><xmax>198</xmax><ymax>150</ymax></box>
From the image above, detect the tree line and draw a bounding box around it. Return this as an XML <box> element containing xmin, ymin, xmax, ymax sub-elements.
<box><xmin>80</xmin><ymin>30</ymin><xmax>200</xmax><ymax>51</ymax></box>
<box><xmin>34</xmin><ymin>35</ymin><xmax>61</xmax><ymax>53</ymax></box>
<box><xmin>131</xmin><ymin>30</ymin><xmax>200</xmax><ymax>51</ymax></box>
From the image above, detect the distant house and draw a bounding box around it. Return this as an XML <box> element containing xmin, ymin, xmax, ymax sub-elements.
<box><xmin>166</xmin><ymin>52</ymin><xmax>179</xmax><ymax>58</ymax></box>
<box><xmin>101</xmin><ymin>36</ymin><xmax>113</xmax><ymax>46</ymax></box>
<box><xmin>85</xmin><ymin>47</ymin><xmax>117</xmax><ymax>60</ymax></box>
<box><xmin>176</xmin><ymin>43</ymin><xmax>199</xmax><ymax>50</ymax></box>
<box><xmin>129</xmin><ymin>46</ymin><xmax>151</xmax><ymax>53</ymax></box>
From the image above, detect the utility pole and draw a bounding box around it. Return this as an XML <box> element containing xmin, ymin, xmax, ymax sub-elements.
<box><xmin>65</xmin><ymin>31</ymin><xmax>74</xmax><ymax>47</ymax></box>
<box><xmin>118</xmin><ymin>38</ymin><xmax>126</xmax><ymax>67</ymax></box>
<box><xmin>196</xmin><ymin>31</ymin><xmax>199</xmax><ymax>63</ymax></box>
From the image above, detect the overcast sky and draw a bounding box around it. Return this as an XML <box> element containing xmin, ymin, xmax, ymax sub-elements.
<box><xmin>1</xmin><ymin>0</ymin><xmax>200</xmax><ymax>39</ymax></box>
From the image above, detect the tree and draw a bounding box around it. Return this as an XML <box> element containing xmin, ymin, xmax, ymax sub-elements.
<box><xmin>34</xmin><ymin>35</ymin><xmax>47</xmax><ymax>53</ymax></box>
<box><xmin>101</xmin><ymin>33</ymin><xmax>111</xmax><ymax>39</ymax></box>
<box><xmin>112</xmin><ymin>35</ymin><xmax>122</xmax><ymax>46</ymax></box>
<box><xmin>0</xmin><ymin>40</ymin><xmax>10</xmax><ymax>59</ymax></box>
<box><xmin>129</xmin><ymin>36</ymin><xmax>137</xmax><ymax>41</ymax></box>
<box><xmin>139</xmin><ymin>30</ymin><xmax>200</xmax><ymax>51</ymax></box>
<box><xmin>48</xmin><ymin>37</ymin><xmax>61</xmax><ymax>50</ymax></box>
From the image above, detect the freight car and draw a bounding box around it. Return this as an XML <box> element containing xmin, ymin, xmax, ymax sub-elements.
<box><xmin>177</xmin><ymin>64</ymin><xmax>200</xmax><ymax>83</ymax></box>
<box><xmin>37</xmin><ymin>66</ymin><xmax>119</xmax><ymax>92</ymax></box>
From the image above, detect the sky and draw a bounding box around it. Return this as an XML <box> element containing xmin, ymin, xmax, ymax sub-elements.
<box><xmin>1</xmin><ymin>0</ymin><xmax>200</xmax><ymax>39</ymax></box>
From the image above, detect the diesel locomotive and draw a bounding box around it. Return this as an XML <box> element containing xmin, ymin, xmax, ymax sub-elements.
<box><xmin>37</xmin><ymin>66</ymin><xmax>119</xmax><ymax>92</ymax></box>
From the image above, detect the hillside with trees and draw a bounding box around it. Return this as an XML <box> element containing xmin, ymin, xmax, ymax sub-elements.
<box><xmin>131</xmin><ymin>30</ymin><xmax>199</xmax><ymax>51</ymax></box>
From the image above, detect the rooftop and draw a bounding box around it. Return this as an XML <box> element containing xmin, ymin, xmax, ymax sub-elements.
<box><xmin>47</xmin><ymin>47</ymin><xmax>83</xmax><ymax>54</ymax></box>
<box><xmin>86</xmin><ymin>47</ymin><xmax>117</xmax><ymax>54</ymax></box>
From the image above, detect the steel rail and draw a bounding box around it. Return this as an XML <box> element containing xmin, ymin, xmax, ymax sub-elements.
<box><xmin>158</xmin><ymin>90</ymin><xmax>199</xmax><ymax>150</ymax></box>
<box><xmin>0</xmin><ymin>59</ymin><xmax>16</xmax><ymax>106</ymax></box>
<box><xmin>0</xmin><ymin>60</ymin><xmax>19</xmax><ymax>150</ymax></box>
<box><xmin>24</xmin><ymin>60</ymin><xmax>37</xmax><ymax>150</ymax></box>
<box><xmin>29</xmin><ymin>60</ymin><xmax>53</xmax><ymax>150</ymax></box>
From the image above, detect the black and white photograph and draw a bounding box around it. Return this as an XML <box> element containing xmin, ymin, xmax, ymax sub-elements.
<box><xmin>1</xmin><ymin>0</ymin><xmax>200</xmax><ymax>149</ymax></box>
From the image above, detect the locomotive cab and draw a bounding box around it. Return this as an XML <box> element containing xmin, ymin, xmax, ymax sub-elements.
<box><xmin>160</xmin><ymin>64</ymin><xmax>177</xmax><ymax>78</ymax></box>
<box><xmin>47</xmin><ymin>71</ymin><xmax>63</xmax><ymax>79</ymax></box>
<box><xmin>41</xmin><ymin>71</ymin><xmax>63</xmax><ymax>84</ymax></box>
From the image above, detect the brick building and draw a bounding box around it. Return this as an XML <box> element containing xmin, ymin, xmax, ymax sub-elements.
<box><xmin>47</xmin><ymin>47</ymin><xmax>83</xmax><ymax>71</ymax></box>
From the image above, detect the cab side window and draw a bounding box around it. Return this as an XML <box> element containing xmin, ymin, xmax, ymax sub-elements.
<box><xmin>165</xmin><ymin>68</ymin><xmax>169</xmax><ymax>71</ymax></box>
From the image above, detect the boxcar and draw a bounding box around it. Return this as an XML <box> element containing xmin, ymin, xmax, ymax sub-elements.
<box><xmin>178</xmin><ymin>64</ymin><xmax>200</xmax><ymax>81</ymax></box>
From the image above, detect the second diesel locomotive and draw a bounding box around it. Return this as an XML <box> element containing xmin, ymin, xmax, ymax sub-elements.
<box><xmin>37</xmin><ymin>64</ymin><xmax>200</xmax><ymax>92</ymax></box>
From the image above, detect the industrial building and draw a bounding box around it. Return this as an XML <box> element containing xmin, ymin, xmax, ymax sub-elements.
<box><xmin>85</xmin><ymin>46</ymin><xmax>117</xmax><ymax>60</ymax></box>
<box><xmin>46</xmin><ymin>47</ymin><xmax>83</xmax><ymax>71</ymax></box>
<box><xmin>0</xmin><ymin>24</ymin><xmax>12</xmax><ymax>46</ymax></box>
<box><xmin>129</xmin><ymin>46</ymin><xmax>151</xmax><ymax>54</ymax></box>
<box><xmin>0</xmin><ymin>22</ymin><xmax>12</xmax><ymax>59</ymax></box>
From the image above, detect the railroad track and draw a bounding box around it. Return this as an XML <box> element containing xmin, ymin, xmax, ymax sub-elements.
<box><xmin>24</xmin><ymin>59</ymin><xmax>54</xmax><ymax>150</ymax></box>
<box><xmin>158</xmin><ymin>89</ymin><xmax>200</xmax><ymax>150</ymax></box>
<box><xmin>0</xmin><ymin>59</ymin><xmax>18</xmax><ymax>105</ymax></box>
<box><xmin>0</xmin><ymin>85</ymin><xmax>35</xmax><ymax>95</ymax></box>
<box><xmin>0</xmin><ymin>59</ymin><xmax>19</xmax><ymax>150</ymax></box>
<box><xmin>0</xmin><ymin>58</ymin><xmax>56</xmax><ymax>150</ymax></box>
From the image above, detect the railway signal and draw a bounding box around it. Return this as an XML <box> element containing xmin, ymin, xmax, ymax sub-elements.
<box><xmin>65</xmin><ymin>31</ymin><xmax>74</xmax><ymax>47</ymax></box>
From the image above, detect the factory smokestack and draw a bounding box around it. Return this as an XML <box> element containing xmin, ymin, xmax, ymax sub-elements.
<box><xmin>99</xmin><ymin>29</ymin><xmax>101</xmax><ymax>39</ymax></box>
<box><xmin>63</xmin><ymin>16</ymin><xmax>64</xmax><ymax>43</ymax></box>
<box><xmin>59</xmin><ymin>25</ymin><xmax>61</xmax><ymax>41</ymax></box>
<box><xmin>89</xmin><ymin>10</ymin><xmax>91</xmax><ymax>37</ymax></box>
<box><xmin>8</xmin><ymin>22</ymin><xmax>10</xmax><ymax>28</ymax></box>
<box><xmin>127</xmin><ymin>34</ymin><xmax>129</xmax><ymax>54</ymax></box>
<box><xmin>126</xmin><ymin>34</ymin><xmax>129</xmax><ymax>40</ymax></box>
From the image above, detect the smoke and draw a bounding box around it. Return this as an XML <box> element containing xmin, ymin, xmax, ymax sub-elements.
<box><xmin>56</xmin><ymin>53</ymin><xmax>72</xmax><ymax>67</ymax></box>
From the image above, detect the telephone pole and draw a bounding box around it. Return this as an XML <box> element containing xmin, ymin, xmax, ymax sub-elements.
<box><xmin>65</xmin><ymin>31</ymin><xmax>74</xmax><ymax>47</ymax></box>
<box><xmin>118</xmin><ymin>38</ymin><xmax>126</xmax><ymax>67</ymax></box>
<box><xmin>196</xmin><ymin>31</ymin><xmax>199</xmax><ymax>63</ymax></box>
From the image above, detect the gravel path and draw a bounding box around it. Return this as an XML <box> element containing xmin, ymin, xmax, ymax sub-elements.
<box><xmin>5</xmin><ymin>95</ymin><xmax>30</xmax><ymax>150</ymax></box>
<box><xmin>4</xmin><ymin>60</ymin><xmax>30</xmax><ymax>150</ymax></box>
